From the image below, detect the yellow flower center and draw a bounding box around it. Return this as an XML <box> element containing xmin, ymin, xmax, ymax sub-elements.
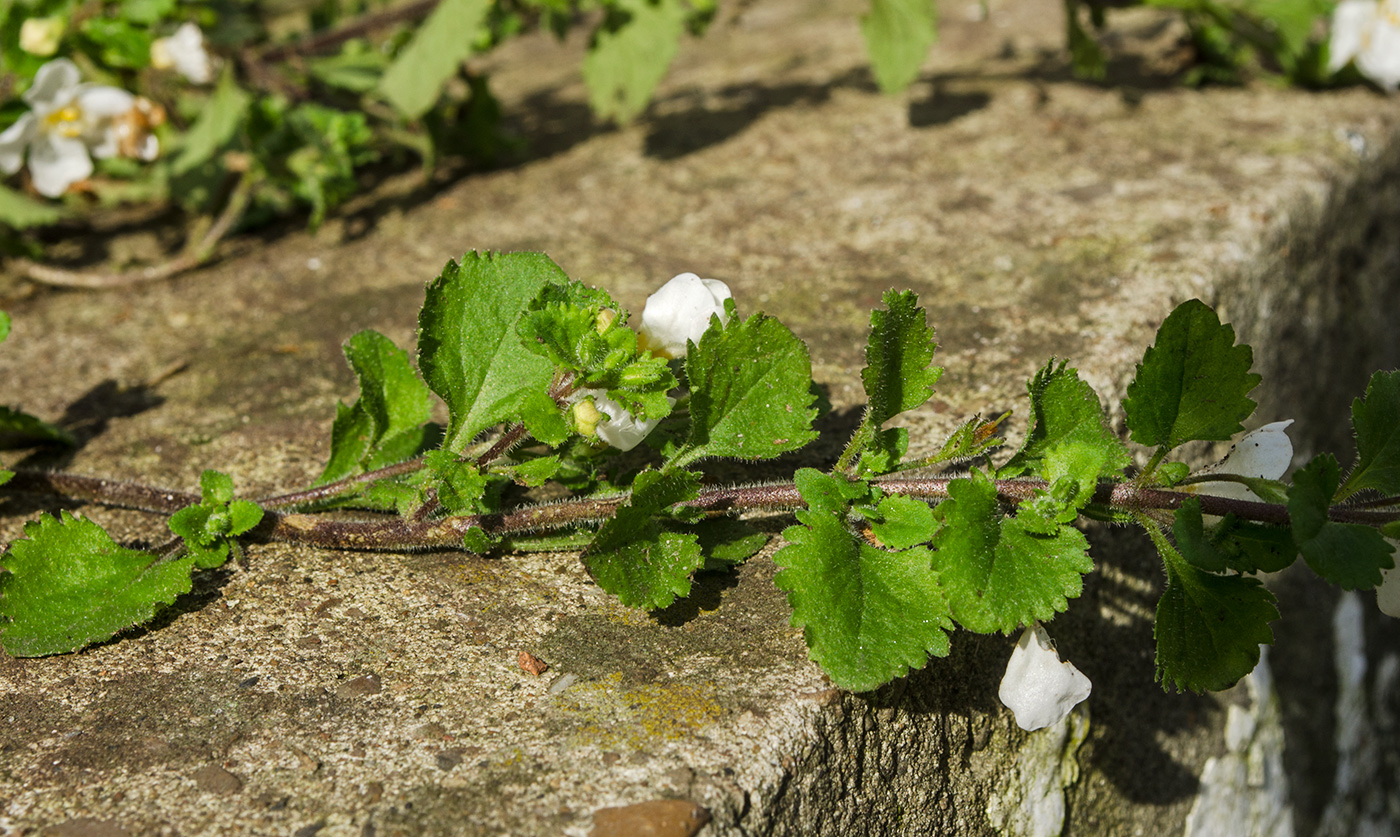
<box><xmin>44</xmin><ymin>105</ymin><xmax>83</xmax><ymax>138</ymax></box>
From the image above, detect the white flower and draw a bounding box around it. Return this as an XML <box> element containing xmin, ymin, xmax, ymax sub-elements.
<box><xmin>572</xmin><ymin>388</ymin><xmax>673</xmax><ymax>452</ymax></box>
<box><xmin>1190</xmin><ymin>420</ymin><xmax>1294</xmax><ymax>503</ymax></box>
<box><xmin>998</xmin><ymin>623</ymin><xmax>1092</xmax><ymax>731</ymax></box>
<box><xmin>0</xmin><ymin>59</ymin><xmax>157</xmax><ymax>198</ymax></box>
<box><xmin>19</xmin><ymin>17</ymin><xmax>64</xmax><ymax>56</ymax></box>
<box><xmin>1329</xmin><ymin>0</ymin><xmax>1400</xmax><ymax>90</ymax></box>
<box><xmin>1380</xmin><ymin>541</ymin><xmax>1400</xmax><ymax>618</ymax></box>
<box><xmin>637</xmin><ymin>272</ymin><xmax>733</xmax><ymax>360</ymax></box>
<box><xmin>150</xmin><ymin>22</ymin><xmax>213</xmax><ymax>85</ymax></box>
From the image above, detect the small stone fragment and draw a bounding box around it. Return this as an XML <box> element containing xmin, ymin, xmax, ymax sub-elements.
<box><xmin>435</xmin><ymin>748</ymin><xmax>465</xmax><ymax>771</ymax></box>
<box><xmin>192</xmin><ymin>763</ymin><xmax>243</xmax><ymax>794</ymax></box>
<box><xmin>410</xmin><ymin>722</ymin><xmax>448</xmax><ymax>740</ymax></box>
<box><xmin>336</xmin><ymin>674</ymin><xmax>382</xmax><ymax>698</ymax></box>
<box><xmin>362</xmin><ymin>781</ymin><xmax>384</xmax><ymax>803</ymax></box>
<box><xmin>590</xmin><ymin>800</ymin><xmax>710</xmax><ymax>837</ymax></box>
<box><xmin>518</xmin><ymin>651</ymin><xmax>549</xmax><ymax>675</ymax></box>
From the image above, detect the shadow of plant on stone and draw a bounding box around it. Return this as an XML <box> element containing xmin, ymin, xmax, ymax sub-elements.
<box><xmin>642</xmin><ymin>68</ymin><xmax>876</xmax><ymax>160</ymax></box>
<box><xmin>653</xmin><ymin>568</ymin><xmax>744</xmax><ymax>627</ymax></box>
<box><xmin>907</xmin><ymin>86</ymin><xmax>992</xmax><ymax>129</ymax></box>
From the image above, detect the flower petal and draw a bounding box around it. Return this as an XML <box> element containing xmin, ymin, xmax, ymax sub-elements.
<box><xmin>1329</xmin><ymin>0</ymin><xmax>1379</xmax><ymax>72</ymax></box>
<box><xmin>638</xmin><ymin>272</ymin><xmax>733</xmax><ymax>360</ymax></box>
<box><xmin>0</xmin><ymin>113</ymin><xmax>37</xmax><ymax>175</ymax></box>
<box><xmin>168</xmin><ymin>22</ymin><xmax>213</xmax><ymax>84</ymax></box>
<box><xmin>998</xmin><ymin>623</ymin><xmax>1092</xmax><ymax>731</ymax></box>
<box><xmin>28</xmin><ymin>132</ymin><xmax>91</xmax><ymax>198</ymax></box>
<box><xmin>1196</xmin><ymin>420</ymin><xmax>1295</xmax><ymax>503</ymax></box>
<box><xmin>74</xmin><ymin>85</ymin><xmax>136</xmax><ymax>118</ymax></box>
<box><xmin>1358</xmin><ymin>12</ymin><xmax>1400</xmax><ymax>89</ymax></box>
<box><xmin>24</xmin><ymin>58</ymin><xmax>81</xmax><ymax>108</ymax></box>
<box><xmin>577</xmin><ymin>388</ymin><xmax>672</xmax><ymax>452</ymax></box>
<box><xmin>1380</xmin><ymin>539</ymin><xmax>1400</xmax><ymax>618</ymax></box>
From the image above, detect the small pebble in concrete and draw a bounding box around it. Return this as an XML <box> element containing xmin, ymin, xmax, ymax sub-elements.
<box><xmin>336</xmin><ymin>674</ymin><xmax>382</xmax><ymax>698</ymax></box>
<box><xmin>518</xmin><ymin>651</ymin><xmax>549</xmax><ymax>675</ymax></box>
<box><xmin>549</xmin><ymin>673</ymin><xmax>579</xmax><ymax>695</ymax></box>
<box><xmin>192</xmin><ymin>764</ymin><xmax>244</xmax><ymax>794</ymax></box>
<box><xmin>589</xmin><ymin>800</ymin><xmax>711</xmax><ymax>837</ymax></box>
<box><xmin>436</xmin><ymin>748</ymin><xmax>466</xmax><ymax>771</ymax></box>
<box><xmin>411</xmin><ymin>722</ymin><xmax>449</xmax><ymax>740</ymax></box>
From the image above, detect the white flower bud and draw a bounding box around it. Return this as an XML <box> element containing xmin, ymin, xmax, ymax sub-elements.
<box><xmin>572</xmin><ymin>389</ymin><xmax>673</xmax><ymax>452</ymax></box>
<box><xmin>998</xmin><ymin>623</ymin><xmax>1092</xmax><ymax>731</ymax></box>
<box><xmin>19</xmin><ymin>17</ymin><xmax>64</xmax><ymax>56</ymax></box>
<box><xmin>151</xmin><ymin>22</ymin><xmax>213</xmax><ymax>85</ymax></box>
<box><xmin>637</xmin><ymin>272</ymin><xmax>732</xmax><ymax>360</ymax></box>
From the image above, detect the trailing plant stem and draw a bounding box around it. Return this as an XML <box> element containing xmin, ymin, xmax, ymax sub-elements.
<box><xmin>9</xmin><ymin>470</ymin><xmax>1400</xmax><ymax>553</ymax></box>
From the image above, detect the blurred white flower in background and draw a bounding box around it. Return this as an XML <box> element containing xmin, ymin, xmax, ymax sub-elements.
<box><xmin>0</xmin><ymin>59</ymin><xmax>160</xmax><ymax>198</ymax></box>
<box><xmin>19</xmin><ymin>16</ymin><xmax>65</xmax><ymax>56</ymax></box>
<box><xmin>1380</xmin><ymin>542</ymin><xmax>1400</xmax><ymax>618</ymax></box>
<box><xmin>150</xmin><ymin>22</ymin><xmax>213</xmax><ymax>85</ymax></box>
<box><xmin>998</xmin><ymin>623</ymin><xmax>1092</xmax><ymax>731</ymax></box>
<box><xmin>1329</xmin><ymin>0</ymin><xmax>1400</xmax><ymax>90</ymax></box>
<box><xmin>638</xmin><ymin>272</ymin><xmax>732</xmax><ymax>359</ymax></box>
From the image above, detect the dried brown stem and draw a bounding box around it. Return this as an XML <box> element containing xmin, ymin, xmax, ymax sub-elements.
<box><xmin>10</xmin><ymin>173</ymin><xmax>252</xmax><ymax>290</ymax></box>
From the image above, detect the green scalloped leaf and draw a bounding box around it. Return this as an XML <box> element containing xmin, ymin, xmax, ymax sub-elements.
<box><xmin>862</xmin><ymin>290</ymin><xmax>942</xmax><ymax>429</ymax></box>
<box><xmin>679</xmin><ymin>312</ymin><xmax>818</xmax><ymax>463</ymax></box>
<box><xmin>1124</xmin><ymin>299</ymin><xmax>1260</xmax><ymax>450</ymax></box>
<box><xmin>1001</xmin><ymin>360</ymin><xmax>1130</xmax><ymax>509</ymax></box>
<box><xmin>0</xmin><ymin>513</ymin><xmax>196</xmax><ymax>656</ymax></box>
<box><xmin>1340</xmin><ymin>370</ymin><xmax>1400</xmax><ymax>500</ymax></box>
<box><xmin>1151</xmin><ymin>526</ymin><xmax>1278</xmax><ymax>693</ymax></box>
<box><xmin>418</xmin><ymin>252</ymin><xmax>563</xmax><ymax>452</ymax></box>
<box><xmin>930</xmin><ymin>469</ymin><xmax>1092</xmax><ymax>634</ymax></box>
<box><xmin>584</xmin><ymin>467</ymin><xmax>704</xmax><ymax>609</ymax></box>
<box><xmin>320</xmin><ymin>330</ymin><xmax>436</xmax><ymax>484</ymax></box>
<box><xmin>774</xmin><ymin>469</ymin><xmax>952</xmax><ymax>691</ymax></box>
<box><xmin>1290</xmin><ymin>454</ymin><xmax>1395</xmax><ymax>589</ymax></box>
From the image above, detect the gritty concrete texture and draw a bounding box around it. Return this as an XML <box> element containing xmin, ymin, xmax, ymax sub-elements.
<box><xmin>3</xmin><ymin>0</ymin><xmax>1400</xmax><ymax>834</ymax></box>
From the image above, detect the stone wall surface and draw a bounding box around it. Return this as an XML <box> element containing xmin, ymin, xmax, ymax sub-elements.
<box><xmin>1</xmin><ymin>0</ymin><xmax>1399</xmax><ymax>835</ymax></box>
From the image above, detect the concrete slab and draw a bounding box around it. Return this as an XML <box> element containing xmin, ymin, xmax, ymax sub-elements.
<box><xmin>2</xmin><ymin>1</ymin><xmax>1399</xmax><ymax>835</ymax></box>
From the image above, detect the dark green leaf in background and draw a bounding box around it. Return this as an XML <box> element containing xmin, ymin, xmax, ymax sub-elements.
<box><xmin>1340</xmin><ymin>370</ymin><xmax>1400</xmax><ymax>500</ymax></box>
<box><xmin>1289</xmin><ymin>454</ymin><xmax>1395</xmax><ymax>589</ymax></box>
<box><xmin>0</xmin><ymin>184</ymin><xmax>63</xmax><ymax>229</ymax></box>
<box><xmin>582</xmin><ymin>0</ymin><xmax>686</xmax><ymax>123</ymax></box>
<box><xmin>172</xmin><ymin>69</ymin><xmax>251</xmax><ymax>176</ymax></box>
<box><xmin>378</xmin><ymin>0</ymin><xmax>491</xmax><ymax>118</ymax></box>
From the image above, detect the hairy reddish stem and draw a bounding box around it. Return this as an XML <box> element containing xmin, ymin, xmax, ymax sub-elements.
<box><xmin>7</xmin><ymin>470</ymin><xmax>1399</xmax><ymax>554</ymax></box>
